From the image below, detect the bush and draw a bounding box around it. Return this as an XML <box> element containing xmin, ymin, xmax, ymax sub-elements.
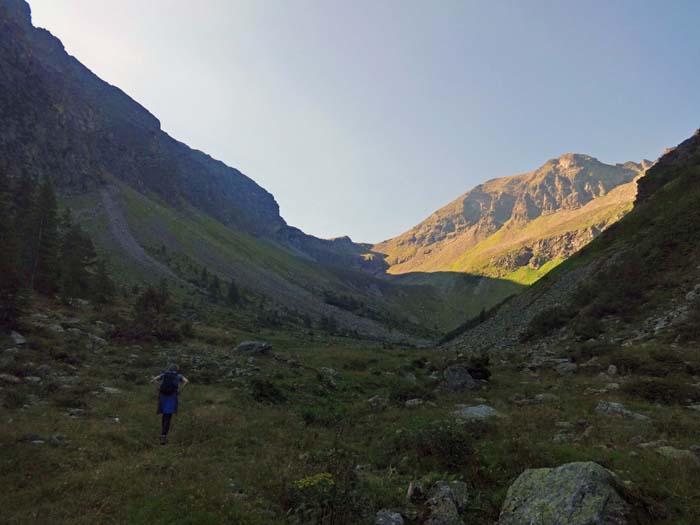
<box><xmin>571</xmin><ymin>341</ymin><xmax>616</xmax><ymax>363</ymax></box>
<box><xmin>608</xmin><ymin>354</ymin><xmax>643</xmax><ymax>375</ymax></box>
<box><xmin>623</xmin><ymin>378</ymin><xmax>700</xmax><ymax>405</ymax></box>
<box><xmin>388</xmin><ymin>382</ymin><xmax>434</xmax><ymax>402</ymax></box>
<box><xmin>521</xmin><ymin>306</ymin><xmax>571</xmax><ymax>341</ymax></box>
<box><xmin>298</xmin><ymin>404</ymin><xmax>345</xmax><ymax>427</ymax></box>
<box><xmin>249</xmin><ymin>378</ymin><xmax>286</xmax><ymax>404</ymax></box>
<box><xmin>395</xmin><ymin>420</ymin><xmax>482</xmax><ymax>471</ymax></box>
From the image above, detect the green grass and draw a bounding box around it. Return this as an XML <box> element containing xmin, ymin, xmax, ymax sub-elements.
<box><xmin>2</xmin><ymin>298</ymin><xmax>699</xmax><ymax>524</ymax></box>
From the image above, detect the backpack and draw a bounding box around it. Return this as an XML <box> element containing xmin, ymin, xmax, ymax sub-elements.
<box><xmin>160</xmin><ymin>372</ymin><xmax>179</xmax><ymax>395</ymax></box>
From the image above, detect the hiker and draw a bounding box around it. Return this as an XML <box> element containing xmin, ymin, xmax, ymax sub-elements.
<box><xmin>151</xmin><ymin>364</ymin><xmax>189</xmax><ymax>445</ymax></box>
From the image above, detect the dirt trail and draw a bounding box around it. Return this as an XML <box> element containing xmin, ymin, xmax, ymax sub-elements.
<box><xmin>100</xmin><ymin>186</ymin><xmax>179</xmax><ymax>280</ymax></box>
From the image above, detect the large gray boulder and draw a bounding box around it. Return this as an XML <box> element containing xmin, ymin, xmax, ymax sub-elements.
<box><xmin>498</xmin><ymin>462</ymin><xmax>631</xmax><ymax>525</ymax></box>
<box><xmin>440</xmin><ymin>365</ymin><xmax>478</xmax><ymax>392</ymax></box>
<box><xmin>233</xmin><ymin>341</ymin><xmax>272</xmax><ymax>355</ymax></box>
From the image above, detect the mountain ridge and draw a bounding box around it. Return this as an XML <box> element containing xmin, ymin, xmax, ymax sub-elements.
<box><xmin>373</xmin><ymin>153</ymin><xmax>650</xmax><ymax>282</ymax></box>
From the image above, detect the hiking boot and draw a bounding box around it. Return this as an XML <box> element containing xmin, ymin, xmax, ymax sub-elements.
<box><xmin>160</xmin><ymin>435</ymin><xmax>167</xmax><ymax>445</ymax></box>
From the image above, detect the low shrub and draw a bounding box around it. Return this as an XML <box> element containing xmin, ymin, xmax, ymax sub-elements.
<box><xmin>394</xmin><ymin>420</ymin><xmax>484</xmax><ymax>471</ymax></box>
<box><xmin>521</xmin><ymin>306</ymin><xmax>571</xmax><ymax>341</ymax></box>
<box><xmin>623</xmin><ymin>378</ymin><xmax>700</xmax><ymax>405</ymax></box>
<box><xmin>249</xmin><ymin>378</ymin><xmax>286</xmax><ymax>404</ymax></box>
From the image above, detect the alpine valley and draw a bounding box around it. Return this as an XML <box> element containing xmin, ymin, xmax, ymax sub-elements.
<box><xmin>1</xmin><ymin>1</ymin><xmax>699</xmax><ymax>524</ymax></box>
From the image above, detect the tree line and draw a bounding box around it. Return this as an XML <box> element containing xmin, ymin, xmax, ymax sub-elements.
<box><xmin>0</xmin><ymin>173</ymin><xmax>115</xmax><ymax>329</ymax></box>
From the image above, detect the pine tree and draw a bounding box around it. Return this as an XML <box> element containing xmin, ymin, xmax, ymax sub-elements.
<box><xmin>13</xmin><ymin>174</ymin><xmax>38</xmax><ymax>285</ymax></box>
<box><xmin>208</xmin><ymin>274</ymin><xmax>221</xmax><ymax>299</ymax></box>
<box><xmin>60</xmin><ymin>223</ymin><xmax>96</xmax><ymax>298</ymax></box>
<box><xmin>32</xmin><ymin>176</ymin><xmax>60</xmax><ymax>294</ymax></box>
<box><xmin>227</xmin><ymin>280</ymin><xmax>240</xmax><ymax>305</ymax></box>
<box><xmin>0</xmin><ymin>171</ymin><xmax>22</xmax><ymax>327</ymax></box>
<box><xmin>93</xmin><ymin>260</ymin><xmax>116</xmax><ymax>304</ymax></box>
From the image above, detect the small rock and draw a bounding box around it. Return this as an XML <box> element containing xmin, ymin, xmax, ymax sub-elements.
<box><xmin>534</xmin><ymin>393</ymin><xmax>560</xmax><ymax>403</ymax></box>
<box><xmin>101</xmin><ymin>386</ymin><xmax>122</xmax><ymax>395</ymax></box>
<box><xmin>440</xmin><ymin>365</ymin><xmax>478</xmax><ymax>392</ymax></box>
<box><xmin>49</xmin><ymin>434</ymin><xmax>68</xmax><ymax>447</ymax></box>
<box><xmin>48</xmin><ymin>324</ymin><xmax>65</xmax><ymax>333</ymax></box>
<box><xmin>368</xmin><ymin>395</ymin><xmax>388</xmax><ymax>413</ymax></box>
<box><xmin>375</xmin><ymin>510</ymin><xmax>404</xmax><ymax>525</ymax></box>
<box><xmin>399</xmin><ymin>370</ymin><xmax>417</xmax><ymax>382</ymax></box>
<box><xmin>607</xmin><ymin>364</ymin><xmax>618</xmax><ymax>376</ymax></box>
<box><xmin>24</xmin><ymin>376</ymin><xmax>42</xmax><ymax>384</ymax></box>
<box><xmin>36</xmin><ymin>365</ymin><xmax>52</xmax><ymax>377</ymax></box>
<box><xmin>657</xmin><ymin>446</ymin><xmax>700</xmax><ymax>464</ymax></box>
<box><xmin>595</xmin><ymin>401</ymin><xmax>650</xmax><ymax>422</ymax></box>
<box><xmin>10</xmin><ymin>331</ymin><xmax>26</xmax><ymax>345</ymax></box>
<box><xmin>234</xmin><ymin>341</ymin><xmax>272</xmax><ymax>355</ymax></box>
<box><xmin>453</xmin><ymin>404</ymin><xmax>502</xmax><ymax>421</ymax></box>
<box><xmin>68</xmin><ymin>408</ymin><xmax>85</xmax><ymax>418</ymax></box>
<box><xmin>405</xmin><ymin>398</ymin><xmax>424</xmax><ymax>408</ymax></box>
<box><xmin>406</xmin><ymin>481</ymin><xmax>425</xmax><ymax>502</ymax></box>
<box><xmin>555</xmin><ymin>362</ymin><xmax>578</xmax><ymax>376</ymax></box>
<box><xmin>0</xmin><ymin>373</ymin><xmax>21</xmax><ymax>384</ymax></box>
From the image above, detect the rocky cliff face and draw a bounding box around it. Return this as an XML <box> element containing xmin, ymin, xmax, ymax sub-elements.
<box><xmin>0</xmin><ymin>0</ymin><xmax>285</xmax><ymax>237</ymax></box>
<box><xmin>374</xmin><ymin>154</ymin><xmax>650</xmax><ymax>280</ymax></box>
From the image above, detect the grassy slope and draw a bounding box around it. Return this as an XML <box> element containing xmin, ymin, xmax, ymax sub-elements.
<box><xmin>2</xmin><ymin>300</ymin><xmax>698</xmax><ymax>524</ymax></box>
<box><xmin>64</xmin><ymin>183</ymin><xmax>512</xmax><ymax>334</ymax></box>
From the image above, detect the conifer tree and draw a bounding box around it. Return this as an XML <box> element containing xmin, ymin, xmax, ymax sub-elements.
<box><xmin>13</xmin><ymin>174</ymin><xmax>38</xmax><ymax>284</ymax></box>
<box><xmin>227</xmin><ymin>279</ymin><xmax>240</xmax><ymax>305</ymax></box>
<box><xmin>0</xmin><ymin>172</ymin><xmax>22</xmax><ymax>327</ymax></box>
<box><xmin>93</xmin><ymin>260</ymin><xmax>116</xmax><ymax>304</ymax></box>
<box><xmin>33</xmin><ymin>176</ymin><xmax>60</xmax><ymax>294</ymax></box>
<box><xmin>60</xmin><ymin>222</ymin><xmax>96</xmax><ymax>298</ymax></box>
<box><xmin>208</xmin><ymin>274</ymin><xmax>221</xmax><ymax>299</ymax></box>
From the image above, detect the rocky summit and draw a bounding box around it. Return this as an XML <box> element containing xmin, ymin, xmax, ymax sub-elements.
<box><xmin>374</xmin><ymin>154</ymin><xmax>650</xmax><ymax>283</ymax></box>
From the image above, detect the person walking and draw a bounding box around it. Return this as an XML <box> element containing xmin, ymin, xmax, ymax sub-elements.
<box><xmin>151</xmin><ymin>364</ymin><xmax>189</xmax><ymax>445</ymax></box>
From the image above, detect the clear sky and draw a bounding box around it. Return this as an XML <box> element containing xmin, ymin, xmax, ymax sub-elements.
<box><xmin>29</xmin><ymin>0</ymin><xmax>700</xmax><ymax>243</ymax></box>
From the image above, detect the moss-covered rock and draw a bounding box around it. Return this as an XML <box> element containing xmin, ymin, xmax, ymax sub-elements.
<box><xmin>498</xmin><ymin>462</ymin><xmax>631</xmax><ymax>525</ymax></box>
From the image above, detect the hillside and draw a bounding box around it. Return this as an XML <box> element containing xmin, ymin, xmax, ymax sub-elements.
<box><xmin>0</xmin><ymin>0</ymin><xmax>502</xmax><ymax>337</ymax></box>
<box><xmin>447</xmin><ymin>128</ymin><xmax>700</xmax><ymax>353</ymax></box>
<box><xmin>375</xmin><ymin>154</ymin><xmax>649</xmax><ymax>284</ymax></box>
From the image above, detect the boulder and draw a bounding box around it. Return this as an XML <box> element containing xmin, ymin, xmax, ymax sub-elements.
<box><xmin>595</xmin><ymin>401</ymin><xmax>650</xmax><ymax>422</ymax></box>
<box><xmin>0</xmin><ymin>373</ymin><xmax>21</xmax><ymax>384</ymax></box>
<box><xmin>406</xmin><ymin>481</ymin><xmax>425</xmax><ymax>503</ymax></box>
<box><xmin>48</xmin><ymin>324</ymin><xmax>65</xmax><ymax>333</ymax></box>
<box><xmin>453</xmin><ymin>404</ymin><xmax>502</xmax><ymax>421</ymax></box>
<box><xmin>234</xmin><ymin>341</ymin><xmax>272</xmax><ymax>355</ymax></box>
<box><xmin>657</xmin><ymin>446</ymin><xmax>700</xmax><ymax>464</ymax></box>
<box><xmin>10</xmin><ymin>331</ymin><xmax>25</xmax><ymax>345</ymax></box>
<box><xmin>498</xmin><ymin>462</ymin><xmax>632</xmax><ymax>525</ymax></box>
<box><xmin>440</xmin><ymin>365</ymin><xmax>478</xmax><ymax>392</ymax></box>
<box><xmin>368</xmin><ymin>395</ymin><xmax>389</xmax><ymax>413</ymax></box>
<box><xmin>555</xmin><ymin>362</ymin><xmax>578</xmax><ymax>376</ymax></box>
<box><xmin>375</xmin><ymin>510</ymin><xmax>404</xmax><ymax>525</ymax></box>
<box><xmin>425</xmin><ymin>481</ymin><xmax>468</xmax><ymax>525</ymax></box>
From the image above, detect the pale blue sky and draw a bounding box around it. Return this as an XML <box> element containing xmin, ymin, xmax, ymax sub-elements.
<box><xmin>30</xmin><ymin>0</ymin><xmax>700</xmax><ymax>243</ymax></box>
